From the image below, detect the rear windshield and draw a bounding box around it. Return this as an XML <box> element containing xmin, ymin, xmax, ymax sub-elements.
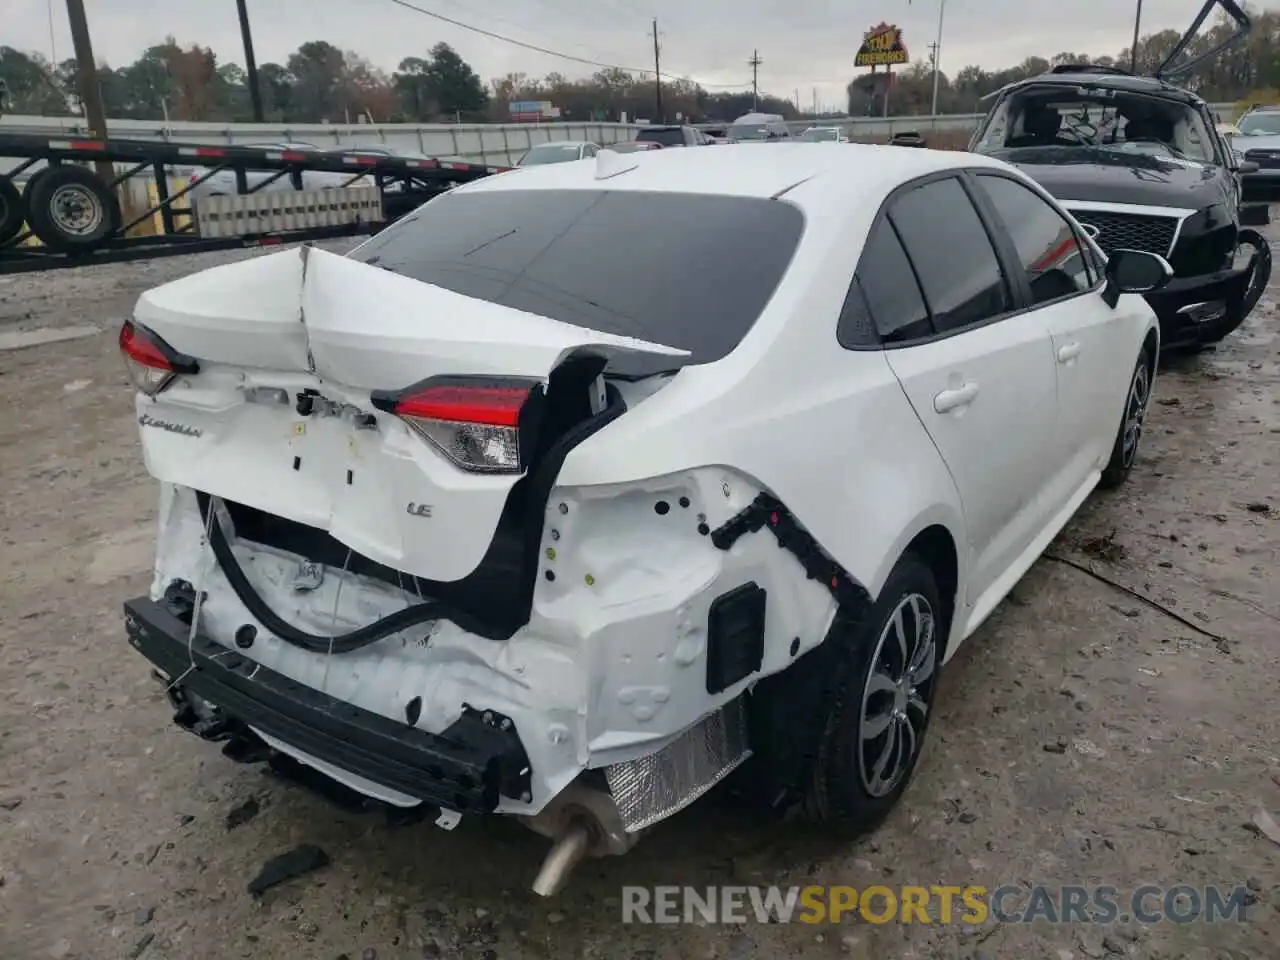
<box><xmin>350</xmin><ymin>189</ymin><xmax>804</xmax><ymax>377</ymax></box>
<box><xmin>636</xmin><ymin>128</ymin><xmax>686</xmax><ymax>146</ymax></box>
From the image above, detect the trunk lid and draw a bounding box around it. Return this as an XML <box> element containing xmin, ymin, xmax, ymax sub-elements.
<box><xmin>131</xmin><ymin>245</ymin><xmax>688</xmax><ymax>584</ymax></box>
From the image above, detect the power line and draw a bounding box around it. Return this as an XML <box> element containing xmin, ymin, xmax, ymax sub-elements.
<box><xmin>385</xmin><ymin>0</ymin><xmax>649</xmax><ymax>71</ymax></box>
<box><xmin>382</xmin><ymin>0</ymin><xmax>753</xmax><ymax>88</ymax></box>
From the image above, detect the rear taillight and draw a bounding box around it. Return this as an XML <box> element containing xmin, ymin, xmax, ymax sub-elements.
<box><xmin>118</xmin><ymin>320</ymin><xmax>199</xmax><ymax>397</ymax></box>
<box><xmin>373</xmin><ymin>376</ymin><xmax>540</xmax><ymax>474</ymax></box>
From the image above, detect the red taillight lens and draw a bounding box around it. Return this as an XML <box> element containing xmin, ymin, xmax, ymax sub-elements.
<box><xmin>375</xmin><ymin>377</ymin><xmax>538</xmax><ymax>474</ymax></box>
<box><xmin>119</xmin><ymin>320</ymin><xmax>197</xmax><ymax>397</ymax></box>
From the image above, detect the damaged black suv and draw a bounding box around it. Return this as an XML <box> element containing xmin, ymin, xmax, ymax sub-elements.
<box><xmin>969</xmin><ymin>0</ymin><xmax>1271</xmax><ymax>352</ymax></box>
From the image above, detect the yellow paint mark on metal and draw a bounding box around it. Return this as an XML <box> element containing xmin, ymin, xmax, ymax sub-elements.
<box><xmin>145</xmin><ymin>178</ymin><xmax>194</xmax><ymax>236</ymax></box>
<box><xmin>293</xmin><ymin>423</ymin><xmax>306</xmax><ymax>435</ymax></box>
<box><xmin>584</xmin><ymin>573</ymin><xmax>595</xmax><ymax>586</ymax></box>
<box><xmin>546</xmin><ymin>547</ymin><xmax>557</xmax><ymax>561</ymax></box>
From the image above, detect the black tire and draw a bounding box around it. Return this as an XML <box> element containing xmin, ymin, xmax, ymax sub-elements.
<box><xmin>803</xmin><ymin>552</ymin><xmax>944</xmax><ymax>832</ymax></box>
<box><xmin>1099</xmin><ymin>344</ymin><xmax>1153</xmax><ymax>490</ymax></box>
<box><xmin>0</xmin><ymin>176</ymin><xmax>24</xmax><ymax>246</ymax></box>
<box><xmin>20</xmin><ymin>166</ymin><xmax>54</xmax><ymax>199</ymax></box>
<box><xmin>27</xmin><ymin>165</ymin><xmax>121</xmax><ymax>253</ymax></box>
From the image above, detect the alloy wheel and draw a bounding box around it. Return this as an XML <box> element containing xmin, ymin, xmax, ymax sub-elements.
<box><xmin>858</xmin><ymin>593</ymin><xmax>937</xmax><ymax>798</ymax></box>
<box><xmin>1121</xmin><ymin>362</ymin><xmax>1150</xmax><ymax>469</ymax></box>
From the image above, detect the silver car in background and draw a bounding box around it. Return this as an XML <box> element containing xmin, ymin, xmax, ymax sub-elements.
<box><xmin>1230</xmin><ymin>106</ymin><xmax>1280</xmax><ymax>199</ymax></box>
<box><xmin>798</xmin><ymin>126</ymin><xmax>848</xmax><ymax>143</ymax></box>
<box><xmin>515</xmin><ymin>140</ymin><xmax>600</xmax><ymax>166</ymax></box>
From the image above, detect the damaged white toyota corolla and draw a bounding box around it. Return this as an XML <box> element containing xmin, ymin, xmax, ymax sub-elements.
<box><xmin>121</xmin><ymin>144</ymin><xmax>1166</xmax><ymax>894</ymax></box>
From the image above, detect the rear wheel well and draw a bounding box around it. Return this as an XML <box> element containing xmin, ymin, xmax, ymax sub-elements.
<box><xmin>903</xmin><ymin>525</ymin><xmax>958</xmax><ymax>658</ymax></box>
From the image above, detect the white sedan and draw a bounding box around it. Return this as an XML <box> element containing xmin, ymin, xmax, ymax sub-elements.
<box><xmin>117</xmin><ymin>143</ymin><xmax>1167</xmax><ymax>895</ymax></box>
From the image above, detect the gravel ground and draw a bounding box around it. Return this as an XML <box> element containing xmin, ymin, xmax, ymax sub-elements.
<box><xmin>0</xmin><ymin>233</ymin><xmax>1277</xmax><ymax>960</ymax></box>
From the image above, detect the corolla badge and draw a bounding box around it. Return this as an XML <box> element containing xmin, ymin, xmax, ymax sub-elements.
<box><xmin>406</xmin><ymin>502</ymin><xmax>433</xmax><ymax>518</ymax></box>
<box><xmin>138</xmin><ymin>412</ymin><xmax>202</xmax><ymax>438</ymax></box>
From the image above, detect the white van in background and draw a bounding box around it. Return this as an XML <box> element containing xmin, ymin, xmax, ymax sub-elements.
<box><xmin>729</xmin><ymin>112</ymin><xmax>793</xmax><ymax>142</ymax></box>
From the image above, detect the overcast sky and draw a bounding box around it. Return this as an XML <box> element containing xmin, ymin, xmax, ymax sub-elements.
<box><xmin>10</xmin><ymin>0</ymin><xmax>1216</xmax><ymax>111</ymax></box>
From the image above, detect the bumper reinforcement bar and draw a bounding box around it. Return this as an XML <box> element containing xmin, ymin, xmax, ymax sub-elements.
<box><xmin>123</xmin><ymin>597</ymin><xmax>532</xmax><ymax>813</ymax></box>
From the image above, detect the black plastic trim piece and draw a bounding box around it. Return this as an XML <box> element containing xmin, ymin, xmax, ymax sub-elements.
<box><xmin>124</xmin><ymin>596</ymin><xmax>532</xmax><ymax>812</ymax></box>
<box><xmin>710</xmin><ymin>493</ymin><xmax>872</xmax><ymax>611</ymax></box>
<box><xmin>706</xmin><ymin>582</ymin><xmax>767</xmax><ymax>694</ymax></box>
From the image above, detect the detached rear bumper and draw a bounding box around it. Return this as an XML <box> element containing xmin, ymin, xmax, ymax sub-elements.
<box><xmin>124</xmin><ymin>596</ymin><xmax>532</xmax><ymax>813</ymax></box>
<box><xmin>1146</xmin><ymin>231</ymin><xmax>1271</xmax><ymax>350</ymax></box>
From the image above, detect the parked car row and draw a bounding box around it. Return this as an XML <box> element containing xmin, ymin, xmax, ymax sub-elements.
<box><xmin>512</xmin><ymin>125</ymin><xmax>717</xmax><ymax>167</ymax></box>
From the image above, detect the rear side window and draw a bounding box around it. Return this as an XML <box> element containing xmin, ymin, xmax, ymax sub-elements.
<box><xmin>845</xmin><ymin>221</ymin><xmax>931</xmax><ymax>345</ymax></box>
<box><xmin>889</xmin><ymin>177</ymin><xmax>1011</xmax><ymax>334</ymax></box>
<box><xmin>351</xmin><ymin>189</ymin><xmax>804</xmax><ymax>377</ymax></box>
<box><xmin>636</xmin><ymin>128</ymin><xmax>686</xmax><ymax>147</ymax></box>
<box><xmin>973</xmin><ymin>174</ymin><xmax>1094</xmax><ymax>304</ymax></box>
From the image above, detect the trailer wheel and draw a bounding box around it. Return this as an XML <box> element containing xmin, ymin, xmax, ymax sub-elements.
<box><xmin>0</xmin><ymin>176</ymin><xmax>24</xmax><ymax>246</ymax></box>
<box><xmin>27</xmin><ymin>166</ymin><xmax>121</xmax><ymax>253</ymax></box>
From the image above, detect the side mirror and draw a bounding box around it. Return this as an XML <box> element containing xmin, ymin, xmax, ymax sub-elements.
<box><xmin>1235</xmin><ymin>159</ymin><xmax>1260</xmax><ymax>174</ymax></box>
<box><xmin>1102</xmin><ymin>249</ymin><xmax>1173</xmax><ymax>307</ymax></box>
<box><xmin>1240</xmin><ymin>202</ymin><xmax>1270</xmax><ymax>227</ymax></box>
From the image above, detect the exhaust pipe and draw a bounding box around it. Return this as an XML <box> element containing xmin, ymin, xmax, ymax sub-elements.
<box><xmin>523</xmin><ymin>781</ymin><xmax>638</xmax><ymax>896</ymax></box>
<box><xmin>531</xmin><ymin>821</ymin><xmax>592</xmax><ymax>897</ymax></box>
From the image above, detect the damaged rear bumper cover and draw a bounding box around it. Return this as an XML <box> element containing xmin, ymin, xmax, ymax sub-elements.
<box><xmin>124</xmin><ymin>597</ymin><xmax>532</xmax><ymax>813</ymax></box>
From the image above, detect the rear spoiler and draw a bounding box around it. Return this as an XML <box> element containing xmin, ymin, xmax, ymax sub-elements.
<box><xmin>1156</xmin><ymin>0</ymin><xmax>1250</xmax><ymax>81</ymax></box>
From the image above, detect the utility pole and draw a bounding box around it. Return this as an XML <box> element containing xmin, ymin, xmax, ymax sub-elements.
<box><xmin>812</xmin><ymin>87</ymin><xmax>817</xmax><ymax>115</ymax></box>
<box><xmin>929</xmin><ymin>0</ymin><xmax>946</xmax><ymax>117</ymax></box>
<box><xmin>927</xmin><ymin>40</ymin><xmax>939</xmax><ymax>115</ymax></box>
<box><xmin>64</xmin><ymin>0</ymin><xmax>114</xmax><ymax>180</ymax></box>
<box><xmin>1130</xmin><ymin>0</ymin><xmax>1144</xmax><ymax>73</ymax></box>
<box><xmin>748</xmin><ymin>49</ymin><xmax>762</xmax><ymax>111</ymax></box>
<box><xmin>236</xmin><ymin>0</ymin><xmax>265</xmax><ymax>122</ymax></box>
<box><xmin>651</xmin><ymin>19</ymin><xmax>663</xmax><ymax>122</ymax></box>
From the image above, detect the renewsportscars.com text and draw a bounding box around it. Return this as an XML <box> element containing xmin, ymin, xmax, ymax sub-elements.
<box><xmin>621</xmin><ymin>885</ymin><xmax>1253</xmax><ymax>925</ymax></box>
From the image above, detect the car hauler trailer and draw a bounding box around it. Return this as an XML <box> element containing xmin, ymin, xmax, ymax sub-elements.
<box><xmin>0</xmin><ymin>132</ymin><xmax>508</xmax><ymax>275</ymax></box>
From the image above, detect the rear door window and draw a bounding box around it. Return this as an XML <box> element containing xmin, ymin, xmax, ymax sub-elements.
<box><xmin>846</xmin><ymin>221</ymin><xmax>931</xmax><ymax>345</ymax></box>
<box><xmin>888</xmin><ymin>177</ymin><xmax>1012</xmax><ymax>334</ymax></box>
<box><xmin>351</xmin><ymin>189</ymin><xmax>805</xmax><ymax>376</ymax></box>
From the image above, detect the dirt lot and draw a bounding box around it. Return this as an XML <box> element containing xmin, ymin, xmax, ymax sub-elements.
<box><xmin>0</xmin><ymin>232</ymin><xmax>1277</xmax><ymax>960</ymax></box>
